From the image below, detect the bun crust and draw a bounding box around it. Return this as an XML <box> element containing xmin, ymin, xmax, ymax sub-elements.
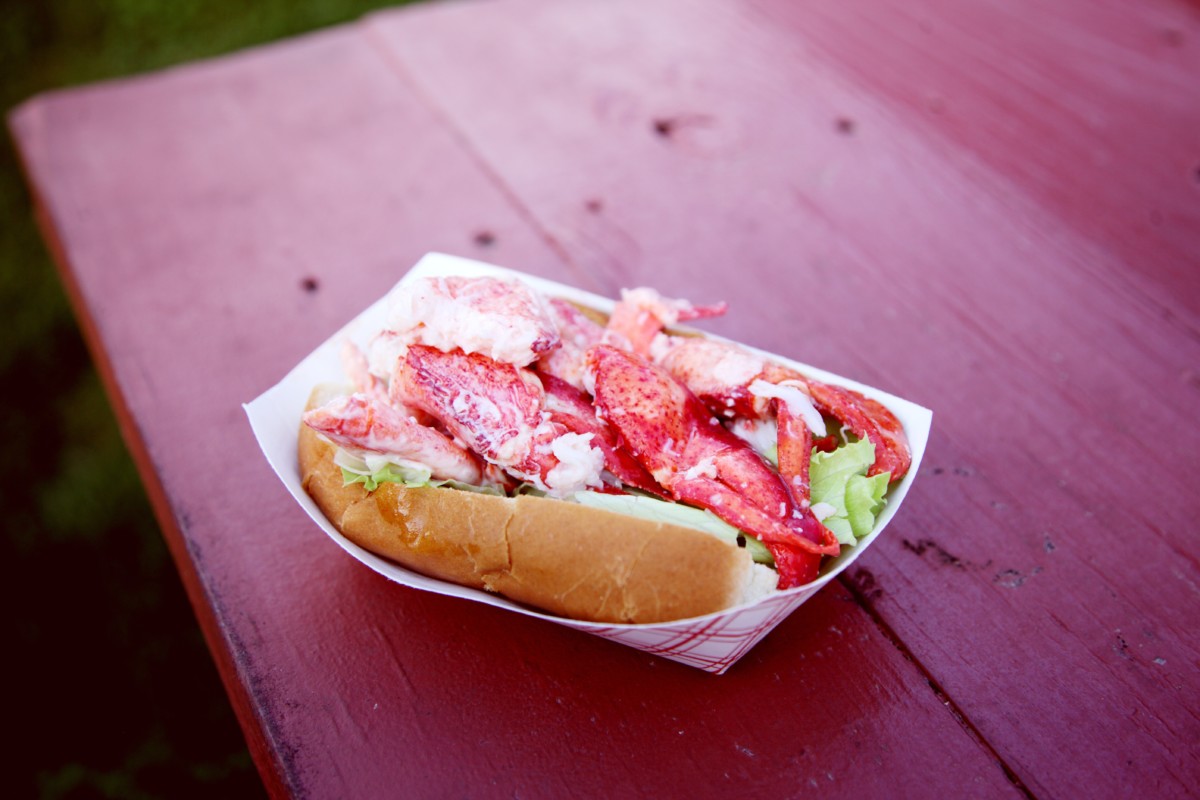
<box><xmin>299</xmin><ymin>390</ymin><xmax>772</xmax><ymax>623</ymax></box>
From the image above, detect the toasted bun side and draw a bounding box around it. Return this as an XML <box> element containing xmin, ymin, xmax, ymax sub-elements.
<box><xmin>490</xmin><ymin>493</ymin><xmax>769</xmax><ymax>623</ymax></box>
<box><xmin>299</xmin><ymin>388</ymin><xmax>774</xmax><ymax>623</ymax></box>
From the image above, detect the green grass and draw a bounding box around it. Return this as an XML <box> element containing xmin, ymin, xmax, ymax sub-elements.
<box><xmin>2</xmin><ymin>1</ymin><xmax>425</xmax><ymax>796</ymax></box>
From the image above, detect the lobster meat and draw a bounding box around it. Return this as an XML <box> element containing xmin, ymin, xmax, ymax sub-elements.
<box><xmin>586</xmin><ymin>344</ymin><xmax>839</xmax><ymax>588</ymax></box>
<box><xmin>303</xmin><ymin>273</ymin><xmax>911</xmax><ymax>591</ymax></box>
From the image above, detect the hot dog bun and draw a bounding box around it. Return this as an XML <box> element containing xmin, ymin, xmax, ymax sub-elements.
<box><xmin>299</xmin><ymin>386</ymin><xmax>776</xmax><ymax>623</ymax></box>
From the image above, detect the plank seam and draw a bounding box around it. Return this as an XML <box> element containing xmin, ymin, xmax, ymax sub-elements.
<box><xmin>839</xmin><ymin>572</ymin><xmax>1038</xmax><ymax>799</ymax></box>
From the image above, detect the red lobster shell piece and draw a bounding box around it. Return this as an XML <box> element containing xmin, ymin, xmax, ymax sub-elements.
<box><xmin>586</xmin><ymin>344</ymin><xmax>839</xmax><ymax>589</ymax></box>
<box><xmin>393</xmin><ymin>345</ymin><xmax>604</xmax><ymax>496</ymax></box>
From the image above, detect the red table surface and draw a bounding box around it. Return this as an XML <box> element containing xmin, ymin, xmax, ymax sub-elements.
<box><xmin>10</xmin><ymin>0</ymin><xmax>1199</xmax><ymax>797</ymax></box>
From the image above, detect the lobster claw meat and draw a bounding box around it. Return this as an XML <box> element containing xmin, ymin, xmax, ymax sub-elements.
<box><xmin>587</xmin><ymin>344</ymin><xmax>839</xmax><ymax>589</ymax></box>
<box><xmin>393</xmin><ymin>345</ymin><xmax>605</xmax><ymax>496</ymax></box>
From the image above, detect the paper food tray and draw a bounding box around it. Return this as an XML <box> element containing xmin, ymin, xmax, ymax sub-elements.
<box><xmin>245</xmin><ymin>253</ymin><xmax>932</xmax><ymax>674</ymax></box>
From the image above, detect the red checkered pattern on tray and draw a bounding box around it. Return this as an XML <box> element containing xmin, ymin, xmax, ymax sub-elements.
<box><xmin>580</xmin><ymin>586</ymin><xmax>819</xmax><ymax>674</ymax></box>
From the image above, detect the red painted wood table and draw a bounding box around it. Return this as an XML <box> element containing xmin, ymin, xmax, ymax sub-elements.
<box><xmin>11</xmin><ymin>0</ymin><xmax>1199</xmax><ymax>797</ymax></box>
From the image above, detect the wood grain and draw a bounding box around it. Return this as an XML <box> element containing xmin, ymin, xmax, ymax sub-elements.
<box><xmin>367</xmin><ymin>1</ymin><xmax>1200</xmax><ymax>797</ymax></box>
<box><xmin>8</xmin><ymin>9</ymin><xmax>1032</xmax><ymax>800</ymax></box>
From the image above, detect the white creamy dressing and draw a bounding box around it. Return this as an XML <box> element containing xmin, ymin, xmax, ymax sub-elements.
<box><xmin>580</xmin><ymin>364</ymin><xmax>598</xmax><ymax>396</ymax></box>
<box><xmin>366</xmin><ymin>331</ymin><xmax>409</xmax><ymax>384</ymax></box>
<box><xmin>810</xmin><ymin>502</ymin><xmax>837</xmax><ymax>521</ymax></box>
<box><xmin>451</xmin><ymin>391</ymin><xmax>504</xmax><ymax>424</ymax></box>
<box><xmin>748</xmin><ymin>379</ymin><xmax>827</xmax><ymax>437</ymax></box>
<box><xmin>712</xmin><ymin>349</ymin><xmax>766</xmax><ymax>387</ymax></box>
<box><xmin>683</xmin><ymin>456</ymin><xmax>718</xmax><ymax>481</ymax></box>
<box><xmin>544</xmin><ymin>433</ymin><xmax>605</xmax><ymax>495</ymax></box>
<box><xmin>647</xmin><ymin>332</ymin><xmax>674</xmax><ymax>363</ymax></box>
<box><xmin>730</xmin><ymin>417</ymin><xmax>778</xmax><ymax>457</ymax></box>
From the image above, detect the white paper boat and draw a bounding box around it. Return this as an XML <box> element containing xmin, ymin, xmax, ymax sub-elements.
<box><xmin>245</xmin><ymin>253</ymin><xmax>932</xmax><ymax>673</ymax></box>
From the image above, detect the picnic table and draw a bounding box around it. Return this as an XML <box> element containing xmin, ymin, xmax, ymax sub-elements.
<box><xmin>10</xmin><ymin>0</ymin><xmax>1199</xmax><ymax>797</ymax></box>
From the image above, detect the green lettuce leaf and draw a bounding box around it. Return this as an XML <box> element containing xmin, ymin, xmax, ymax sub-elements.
<box><xmin>441</xmin><ymin>479</ymin><xmax>507</xmax><ymax>497</ymax></box>
<box><xmin>810</xmin><ymin>439</ymin><xmax>889</xmax><ymax>546</ymax></box>
<box><xmin>339</xmin><ymin>460</ymin><xmax>509</xmax><ymax>496</ymax></box>
<box><xmin>341</xmin><ymin>461</ymin><xmax>434</xmax><ymax>492</ymax></box>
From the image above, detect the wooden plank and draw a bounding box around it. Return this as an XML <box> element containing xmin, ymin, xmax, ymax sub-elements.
<box><xmin>9</xmin><ymin>23</ymin><xmax>560</xmax><ymax>798</ymax></box>
<box><xmin>9</xmin><ymin>13</ymin><xmax>1021</xmax><ymax>800</ymax></box>
<box><xmin>366</xmin><ymin>1</ymin><xmax>1200</xmax><ymax>798</ymax></box>
<box><xmin>756</xmin><ymin>0</ymin><xmax>1200</xmax><ymax>321</ymax></box>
